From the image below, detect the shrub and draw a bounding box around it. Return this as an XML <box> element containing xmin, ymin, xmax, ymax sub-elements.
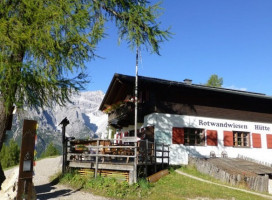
<box><xmin>0</xmin><ymin>139</ymin><xmax>20</xmax><ymax>169</ymax></box>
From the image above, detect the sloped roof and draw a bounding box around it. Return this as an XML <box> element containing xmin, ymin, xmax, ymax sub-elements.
<box><xmin>100</xmin><ymin>73</ymin><xmax>272</xmax><ymax>111</ymax></box>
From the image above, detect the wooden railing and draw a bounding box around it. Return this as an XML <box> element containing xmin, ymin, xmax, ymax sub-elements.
<box><xmin>137</xmin><ymin>140</ymin><xmax>170</xmax><ymax>176</ymax></box>
<box><xmin>66</xmin><ymin>138</ymin><xmax>169</xmax><ymax>173</ymax></box>
<box><xmin>67</xmin><ymin>139</ymin><xmax>136</xmax><ymax>163</ymax></box>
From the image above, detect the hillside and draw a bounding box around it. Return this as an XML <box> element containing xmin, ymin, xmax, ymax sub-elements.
<box><xmin>5</xmin><ymin>91</ymin><xmax>108</xmax><ymax>156</ymax></box>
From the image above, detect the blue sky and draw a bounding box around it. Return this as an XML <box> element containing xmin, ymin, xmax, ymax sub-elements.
<box><xmin>85</xmin><ymin>0</ymin><xmax>272</xmax><ymax>95</ymax></box>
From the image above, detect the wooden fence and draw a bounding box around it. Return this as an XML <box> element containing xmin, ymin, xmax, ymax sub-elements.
<box><xmin>65</xmin><ymin>138</ymin><xmax>170</xmax><ymax>182</ymax></box>
<box><xmin>189</xmin><ymin>156</ymin><xmax>270</xmax><ymax>193</ymax></box>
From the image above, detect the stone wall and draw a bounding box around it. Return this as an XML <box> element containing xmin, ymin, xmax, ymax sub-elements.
<box><xmin>0</xmin><ymin>168</ymin><xmax>18</xmax><ymax>200</ymax></box>
<box><xmin>188</xmin><ymin>157</ymin><xmax>269</xmax><ymax>193</ymax></box>
<box><xmin>0</xmin><ymin>168</ymin><xmax>36</xmax><ymax>200</ymax></box>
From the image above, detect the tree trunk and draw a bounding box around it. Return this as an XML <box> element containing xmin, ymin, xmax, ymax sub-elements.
<box><xmin>0</xmin><ymin>100</ymin><xmax>14</xmax><ymax>190</ymax></box>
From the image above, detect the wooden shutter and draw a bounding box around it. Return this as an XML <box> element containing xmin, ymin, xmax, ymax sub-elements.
<box><xmin>266</xmin><ymin>134</ymin><xmax>272</xmax><ymax>149</ymax></box>
<box><xmin>207</xmin><ymin>130</ymin><xmax>218</xmax><ymax>146</ymax></box>
<box><xmin>252</xmin><ymin>133</ymin><xmax>261</xmax><ymax>148</ymax></box>
<box><xmin>172</xmin><ymin>127</ymin><xmax>184</xmax><ymax>144</ymax></box>
<box><xmin>224</xmin><ymin>131</ymin><xmax>233</xmax><ymax>146</ymax></box>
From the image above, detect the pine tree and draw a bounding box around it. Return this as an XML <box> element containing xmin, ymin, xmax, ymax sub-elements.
<box><xmin>7</xmin><ymin>140</ymin><xmax>20</xmax><ymax>167</ymax></box>
<box><xmin>40</xmin><ymin>142</ymin><xmax>59</xmax><ymax>158</ymax></box>
<box><xmin>0</xmin><ymin>140</ymin><xmax>20</xmax><ymax>169</ymax></box>
<box><xmin>205</xmin><ymin>74</ymin><xmax>223</xmax><ymax>87</ymax></box>
<box><xmin>0</xmin><ymin>144</ymin><xmax>7</xmax><ymax>168</ymax></box>
<box><xmin>0</xmin><ymin>0</ymin><xmax>171</xmax><ymax>186</ymax></box>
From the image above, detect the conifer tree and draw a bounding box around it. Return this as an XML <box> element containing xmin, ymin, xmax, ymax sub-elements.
<box><xmin>205</xmin><ymin>74</ymin><xmax>223</xmax><ymax>87</ymax></box>
<box><xmin>0</xmin><ymin>144</ymin><xmax>7</xmax><ymax>168</ymax></box>
<box><xmin>40</xmin><ymin>142</ymin><xmax>59</xmax><ymax>158</ymax></box>
<box><xmin>0</xmin><ymin>0</ymin><xmax>171</xmax><ymax>187</ymax></box>
<box><xmin>0</xmin><ymin>140</ymin><xmax>20</xmax><ymax>169</ymax></box>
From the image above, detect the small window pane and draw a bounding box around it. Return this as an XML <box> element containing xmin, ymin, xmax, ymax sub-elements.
<box><xmin>184</xmin><ymin>128</ymin><xmax>205</xmax><ymax>146</ymax></box>
<box><xmin>233</xmin><ymin>131</ymin><xmax>250</xmax><ymax>147</ymax></box>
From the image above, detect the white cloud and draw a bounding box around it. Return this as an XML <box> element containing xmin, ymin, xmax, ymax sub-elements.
<box><xmin>224</xmin><ymin>85</ymin><xmax>247</xmax><ymax>91</ymax></box>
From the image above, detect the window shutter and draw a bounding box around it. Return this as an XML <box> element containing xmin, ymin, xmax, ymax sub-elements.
<box><xmin>224</xmin><ymin>131</ymin><xmax>233</xmax><ymax>146</ymax></box>
<box><xmin>172</xmin><ymin>127</ymin><xmax>184</xmax><ymax>144</ymax></box>
<box><xmin>207</xmin><ymin>130</ymin><xmax>218</xmax><ymax>146</ymax></box>
<box><xmin>252</xmin><ymin>133</ymin><xmax>261</xmax><ymax>148</ymax></box>
<box><xmin>266</xmin><ymin>134</ymin><xmax>272</xmax><ymax>149</ymax></box>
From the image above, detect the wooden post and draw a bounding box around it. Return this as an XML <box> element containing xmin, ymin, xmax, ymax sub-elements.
<box><xmin>144</xmin><ymin>139</ymin><xmax>148</xmax><ymax>177</ymax></box>
<box><xmin>17</xmin><ymin>120</ymin><xmax>37</xmax><ymax>200</ymax></box>
<box><xmin>162</xmin><ymin>144</ymin><xmax>164</xmax><ymax>169</ymax></box>
<box><xmin>167</xmin><ymin>145</ymin><xmax>170</xmax><ymax>166</ymax></box>
<box><xmin>95</xmin><ymin>140</ymin><xmax>99</xmax><ymax>178</ymax></box>
<box><xmin>59</xmin><ymin>117</ymin><xmax>69</xmax><ymax>174</ymax></box>
<box><xmin>154</xmin><ymin>142</ymin><xmax>157</xmax><ymax>173</ymax></box>
<box><xmin>134</xmin><ymin>141</ymin><xmax>137</xmax><ymax>183</ymax></box>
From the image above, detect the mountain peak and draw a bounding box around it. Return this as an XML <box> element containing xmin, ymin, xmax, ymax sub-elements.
<box><xmin>10</xmin><ymin>90</ymin><xmax>108</xmax><ymax>156</ymax></box>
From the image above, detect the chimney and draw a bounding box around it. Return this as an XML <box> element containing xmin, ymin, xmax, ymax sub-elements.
<box><xmin>183</xmin><ymin>79</ymin><xmax>192</xmax><ymax>85</ymax></box>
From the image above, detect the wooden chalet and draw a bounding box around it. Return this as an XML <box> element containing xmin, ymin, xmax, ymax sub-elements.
<box><xmin>99</xmin><ymin>73</ymin><xmax>272</xmax><ymax>166</ymax></box>
<box><xmin>67</xmin><ymin>73</ymin><xmax>272</xmax><ymax>188</ymax></box>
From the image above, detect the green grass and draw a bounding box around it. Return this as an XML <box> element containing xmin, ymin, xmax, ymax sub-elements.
<box><xmin>147</xmin><ymin>169</ymin><xmax>268</xmax><ymax>200</ymax></box>
<box><xmin>57</xmin><ymin>167</ymin><xmax>271</xmax><ymax>200</ymax></box>
<box><xmin>177</xmin><ymin>165</ymin><xmax>263</xmax><ymax>191</ymax></box>
<box><xmin>178</xmin><ymin>165</ymin><xmax>233</xmax><ymax>185</ymax></box>
<box><xmin>58</xmin><ymin>171</ymin><xmax>150</xmax><ymax>199</ymax></box>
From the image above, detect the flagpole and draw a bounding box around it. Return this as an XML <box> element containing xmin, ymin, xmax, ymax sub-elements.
<box><xmin>134</xmin><ymin>46</ymin><xmax>139</xmax><ymax>183</ymax></box>
<box><xmin>135</xmin><ymin>47</ymin><xmax>138</xmax><ymax>139</ymax></box>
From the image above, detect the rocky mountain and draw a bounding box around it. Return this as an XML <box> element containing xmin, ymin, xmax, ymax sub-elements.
<box><xmin>6</xmin><ymin>91</ymin><xmax>108</xmax><ymax>156</ymax></box>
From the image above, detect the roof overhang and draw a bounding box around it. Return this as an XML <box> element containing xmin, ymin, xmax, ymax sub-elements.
<box><xmin>100</xmin><ymin>74</ymin><xmax>272</xmax><ymax>110</ymax></box>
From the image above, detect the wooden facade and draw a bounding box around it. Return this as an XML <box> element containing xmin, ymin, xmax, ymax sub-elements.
<box><xmin>100</xmin><ymin>73</ymin><xmax>272</xmax><ymax>129</ymax></box>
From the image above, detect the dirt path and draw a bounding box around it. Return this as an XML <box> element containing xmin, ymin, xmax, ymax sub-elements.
<box><xmin>34</xmin><ymin>156</ymin><xmax>111</xmax><ymax>200</ymax></box>
<box><xmin>4</xmin><ymin>156</ymin><xmax>111</xmax><ymax>200</ymax></box>
<box><xmin>176</xmin><ymin>170</ymin><xmax>272</xmax><ymax>200</ymax></box>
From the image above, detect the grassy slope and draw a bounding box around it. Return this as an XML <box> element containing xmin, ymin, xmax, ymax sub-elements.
<box><xmin>147</xmin><ymin>170</ymin><xmax>269</xmax><ymax>200</ymax></box>
<box><xmin>58</xmin><ymin>165</ymin><xmax>272</xmax><ymax>200</ymax></box>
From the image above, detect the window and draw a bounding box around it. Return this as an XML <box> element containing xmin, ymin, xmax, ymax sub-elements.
<box><xmin>233</xmin><ymin>131</ymin><xmax>250</xmax><ymax>147</ymax></box>
<box><xmin>184</xmin><ymin>128</ymin><xmax>205</xmax><ymax>146</ymax></box>
<box><xmin>224</xmin><ymin>131</ymin><xmax>250</xmax><ymax>147</ymax></box>
<box><xmin>252</xmin><ymin>133</ymin><xmax>261</xmax><ymax>148</ymax></box>
<box><xmin>172</xmin><ymin>127</ymin><xmax>205</xmax><ymax>145</ymax></box>
<box><xmin>206</xmin><ymin>130</ymin><xmax>218</xmax><ymax>146</ymax></box>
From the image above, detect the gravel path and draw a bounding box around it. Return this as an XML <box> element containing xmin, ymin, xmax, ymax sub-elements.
<box><xmin>4</xmin><ymin>156</ymin><xmax>111</xmax><ymax>200</ymax></box>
